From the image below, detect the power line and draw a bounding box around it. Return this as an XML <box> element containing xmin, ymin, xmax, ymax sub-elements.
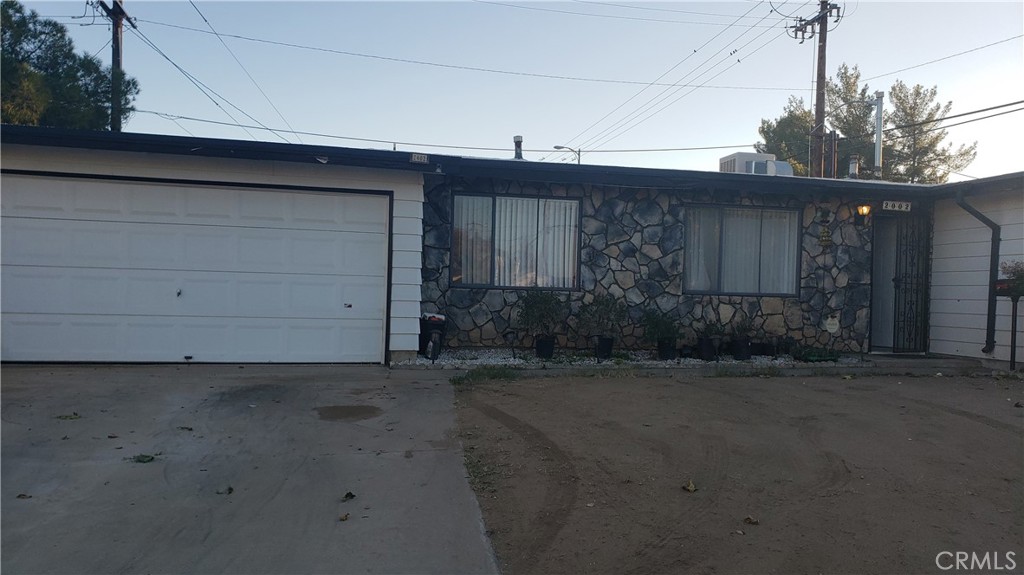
<box><xmin>138</xmin><ymin>100</ymin><xmax>1022</xmax><ymax>158</ymax></box>
<box><xmin>570</xmin><ymin>0</ymin><xmax>788</xmax><ymax>21</ymax></box>
<box><xmin>546</xmin><ymin>0</ymin><xmax>777</xmax><ymax>162</ymax></box>
<box><xmin>471</xmin><ymin>0</ymin><xmax>783</xmax><ymax>27</ymax></box>
<box><xmin>133</xmin><ymin>19</ymin><xmax>803</xmax><ymax>92</ymax></box>
<box><xmin>187</xmin><ymin>1</ymin><xmax>302</xmax><ymax>144</ymax></box>
<box><xmin>564</xmin><ymin>1</ymin><xmax>799</xmax><ymax>160</ymax></box>
<box><xmin>882</xmin><ymin>100</ymin><xmax>1024</xmax><ymax>133</ymax></box>
<box><xmin>864</xmin><ymin>35</ymin><xmax>1023</xmax><ymax>81</ymax></box>
<box><xmin>773</xmin><ymin>102</ymin><xmax>1024</xmax><ymax>163</ymax></box>
<box><xmin>585</xmin><ymin>19</ymin><xmax>790</xmax><ymax>153</ymax></box>
<box><xmin>128</xmin><ymin>26</ymin><xmax>262</xmax><ymax>141</ymax></box>
<box><xmin>136</xmin><ymin>109</ymin><xmax>755</xmax><ymax>153</ymax></box>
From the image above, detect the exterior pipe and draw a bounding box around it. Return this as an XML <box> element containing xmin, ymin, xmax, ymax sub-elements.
<box><xmin>954</xmin><ymin>191</ymin><xmax>1000</xmax><ymax>354</ymax></box>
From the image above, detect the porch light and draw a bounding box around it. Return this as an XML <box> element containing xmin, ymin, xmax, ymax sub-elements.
<box><xmin>855</xmin><ymin>204</ymin><xmax>872</xmax><ymax>227</ymax></box>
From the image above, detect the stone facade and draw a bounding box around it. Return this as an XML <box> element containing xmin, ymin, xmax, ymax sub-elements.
<box><xmin>422</xmin><ymin>175</ymin><xmax>873</xmax><ymax>353</ymax></box>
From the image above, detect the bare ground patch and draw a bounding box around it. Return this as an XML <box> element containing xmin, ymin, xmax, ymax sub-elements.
<box><xmin>456</xmin><ymin>372</ymin><xmax>1024</xmax><ymax>575</ymax></box>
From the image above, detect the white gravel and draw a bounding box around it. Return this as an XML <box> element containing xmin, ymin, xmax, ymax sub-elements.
<box><xmin>393</xmin><ymin>347</ymin><xmax>865</xmax><ymax>369</ymax></box>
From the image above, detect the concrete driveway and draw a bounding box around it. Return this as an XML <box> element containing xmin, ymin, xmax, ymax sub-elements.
<box><xmin>1</xmin><ymin>364</ymin><xmax>498</xmax><ymax>575</ymax></box>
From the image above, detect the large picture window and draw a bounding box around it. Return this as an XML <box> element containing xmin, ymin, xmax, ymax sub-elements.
<box><xmin>685</xmin><ymin>206</ymin><xmax>799</xmax><ymax>294</ymax></box>
<box><xmin>452</xmin><ymin>195</ymin><xmax>579</xmax><ymax>288</ymax></box>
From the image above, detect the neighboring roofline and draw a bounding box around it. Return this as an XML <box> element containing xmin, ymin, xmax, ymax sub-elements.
<box><xmin>930</xmin><ymin>171</ymin><xmax>1024</xmax><ymax>199</ymax></box>
<box><xmin>3</xmin><ymin>125</ymin><xmax>1019</xmax><ymax>199</ymax></box>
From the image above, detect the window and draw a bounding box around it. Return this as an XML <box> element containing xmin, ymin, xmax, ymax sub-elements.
<box><xmin>452</xmin><ymin>195</ymin><xmax>579</xmax><ymax>288</ymax></box>
<box><xmin>685</xmin><ymin>206</ymin><xmax>799</xmax><ymax>294</ymax></box>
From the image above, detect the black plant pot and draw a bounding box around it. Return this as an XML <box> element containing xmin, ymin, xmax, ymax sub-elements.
<box><xmin>732</xmin><ymin>337</ymin><xmax>752</xmax><ymax>360</ymax></box>
<box><xmin>535</xmin><ymin>336</ymin><xmax>556</xmax><ymax>359</ymax></box>
<box><xmin>656</xmin><ymin>337</ymin><xmax>677</xmax><ymax>360</ymax></box>
<box><xmin>595</xmin><ymin>336</ymin><xmax>614</xmax><ymax>360</ymax></box>
<box><xmin>697</xmin><ymin>337</ymin><xmax>717</xmax><ymax>361</ymax></box>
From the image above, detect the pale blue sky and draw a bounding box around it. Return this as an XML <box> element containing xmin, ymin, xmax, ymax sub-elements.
<box><xmin>24</xmin><ymin>1</ymin><xmax>1024</xmax><ymax>181</ymax></box>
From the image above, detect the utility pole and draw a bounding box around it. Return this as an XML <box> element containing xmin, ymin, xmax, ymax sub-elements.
<box><xmin>872</xmin><ymin>90</ymin><xmax>884</xmax><ymax>176</ymax></box>
<box><xmin>790</xmin><ymin>1</ymin><xmax>841</xmax><ymax>178</ymax></box>
<box><xmin>97</xmin><ymin>0</ymin><xmax>135</xmax><ymax>132</ymax></box>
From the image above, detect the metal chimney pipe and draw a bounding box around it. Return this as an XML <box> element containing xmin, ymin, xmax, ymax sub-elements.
<box><xmin>848</xmin><ymin>153</ymin><xmax>860</xmax><ymax>179</ymax></box>
<box><xmin>513</xmin><ymin>135</ymin><xmax>523</xmax><ymax>160</ymax></box>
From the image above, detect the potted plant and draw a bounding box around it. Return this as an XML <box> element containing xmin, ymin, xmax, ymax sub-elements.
<box><xmin>996</xmin><ymin>260</ymin><xmax>1024</xmax><ymax>298</ymax></box>
<box><xmin>729</xmin><ymin>316</ymin><xmax>754</xmax><ymax>360</ymax></box>
<box><xmin>641</xmin><ymin>309</ymin><xmax>680</xmax><ymax>360</ymax></box>
<box><xmin>577</xmin><ymin>294</ymin><xmax>627</xmax><ymax>360</ymax></box>
<box><xmin>694</xmin><ymin>321</ymin><xmax>725</xmax><ymax>362</ymax></box>
<box><xmin>516</xmin><ymin>291</ymin><xmax>568</xmax><ymax>359</ymax></box>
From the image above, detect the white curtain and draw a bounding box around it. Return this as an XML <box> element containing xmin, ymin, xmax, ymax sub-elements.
<box><xmin>759</xmin><ymin>209</ymin><xmax>798</xmax><ymax>293</ymax></box>
<box><xmin>721</xmin><ymin>208</ymin><xmax>761</xmax><ymax>292</ymax></box>
<box><xmin>452</xmin><ymin>196</ymin><xmax>492</xmax><ymax>284</ymax></box>
<box><xmin>495</xmin><ymin>197</ymin><xmax>538</xmax><ymax>286</ymax></box>
<box><xmin>685</xmin><ymin>208</ymin><xmax>720</xmax><ymax>291</ymax></box>
<box><xmin>537</xmin><ymin>199</ymin><xmax>578</xmax><ymax>288</ymax></box>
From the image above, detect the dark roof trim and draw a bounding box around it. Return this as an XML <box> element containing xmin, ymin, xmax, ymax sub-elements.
<box><xmin>3</xmin><ymin>125</ymin><xmax>1019</xmax><ymax>199</ymax></box>
<box><xmin>1</xmin><ymin>124</ymin><xmax>443</xmax><ymax>174</ymax></box>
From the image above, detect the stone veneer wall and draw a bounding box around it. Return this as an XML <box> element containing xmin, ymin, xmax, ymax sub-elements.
<box><xmin>422</xmin><ymin>176</ymin><xmax>873</xmax><ymax>352</ymax></box>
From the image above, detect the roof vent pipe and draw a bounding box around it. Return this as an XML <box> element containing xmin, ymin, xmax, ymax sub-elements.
<box><xmin>513</xmin><ymin>135</ymin><xmax>523</xmax><ymax>160</ymax></box>
<box><xmin>848</xmin><ymin>154</ymin><xmax>860</xmax><ymax>179</ymax></box>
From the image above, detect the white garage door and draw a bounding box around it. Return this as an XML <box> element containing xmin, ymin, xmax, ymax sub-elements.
<box><xmin>1</xmin><ymin>175</ymin><xmax>389</xmax><ymax>363</ymax></box>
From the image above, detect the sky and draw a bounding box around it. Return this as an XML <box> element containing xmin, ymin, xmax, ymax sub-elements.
<box><xmin>22</xmin><ymin>1</ymin><xmax>1024</xmax><ymax>181</ymax></box>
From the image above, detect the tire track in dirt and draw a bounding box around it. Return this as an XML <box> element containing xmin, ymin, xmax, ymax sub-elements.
<box><xmin>467</xmin><ymin>396</ymin><xmax>578</xmax><ymax>574</ymax></box>
<box><xmin>624</xmin><ymin>432</ymin><xmax>730</xmax><ymax>575</ymax></box>
<box><xmin>791</xmin><ymin>415</ymin><xmax>853</xmax><ymax>496</ymax></box>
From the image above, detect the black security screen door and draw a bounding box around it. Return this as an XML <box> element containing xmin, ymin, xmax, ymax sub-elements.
<box><xmin>891</xmin><ymin>213</ymin><xmax>930</xmax><ymax>353</ymax></box>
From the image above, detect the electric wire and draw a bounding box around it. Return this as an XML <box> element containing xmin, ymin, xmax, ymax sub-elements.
<box><xmin>187</xmin><ymin>0</ymin><xmax>303</xmax><ymax>143</ymax></box>
<box><xmin>585</xmin><ymin>20</ymin><xmax>790</xmax><ymax>154</ymax></box>
<box><xmin>544</xmin><ymin>0</ymin><xmax>776</xmax><ymax>162</ymax></box>
<box><xmin>864</xmin><ymin>35</ymin><xmax>1023</xmax><ymax>81</ymax></box>
<box><xmin>562</xmin><ymin>1</ymin><xmax>800</xmax><ymax>160</ymax></box>
<box><xmin>132</xmin><ymin>19</ymin><xmax>802</xmax><ymax>92</ymax></box>
<box><xmin>138</xmin><ymin>101</ymin><xmax>1021</xmax><ymax>158</ymax></box>
<box><xmin>136</xmin><ymin>109</ymin><xmax>755</xmax><ymax>153</ymax></box>
<box><xmin>569</xmin><ymin>0</ymin><xmax>788</xmax><ymax>21</ymax></box>
<box><xmin>128</xmin><ymin>26</ymin><xmax>264</xmax><ymax>141</ymax></box>
<box><xmin>471</xmin><ymin>0</ymin><xmax>782</xmax><ymax>27</ymax></box>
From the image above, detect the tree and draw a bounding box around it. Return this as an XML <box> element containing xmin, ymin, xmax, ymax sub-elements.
<box><xmin>885</xmin><ymin>80</ymin><xmax>976</xmax><ymax>184</ymax></box>
<box><xmin>825</xmin><ymin>64</ymin><xmax>876</xmax><ymax>178</ymax></box>
<box><xmin>1</xmin><ymin>0</ymin><xmax>139</xmax><ymax>129</ymax></box>
<box><xmin>755</xmin><ymin>96</ymin><xmax>812</xmax><ymax>177</ymax></box>
<box><xmin>757</xmin><ymin>64</ymin><xmax>977</xmax><ymax>183</ymax></box>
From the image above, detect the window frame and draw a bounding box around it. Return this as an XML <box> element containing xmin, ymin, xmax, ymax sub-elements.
<box><xmin>684</xmin><ymin>203</ymin><xmax>802</xmax><ymax>297</ymax></box>
<box><xmin>450</xmin><ymin>193</ymin><xmax>582</xmax><ymax>290</ymax></box>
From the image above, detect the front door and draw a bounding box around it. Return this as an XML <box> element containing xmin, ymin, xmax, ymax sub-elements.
<box><xmin>870</xmin><ymin>213</ymin><xmax>930</xmax><ymax>352</ymax></box>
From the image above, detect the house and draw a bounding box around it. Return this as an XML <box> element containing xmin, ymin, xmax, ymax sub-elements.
<box><xmin>2</xmin><ymin>126</ymin><xmax>1021</xmax><ymax>366</ymax></box>
<box><xmin>420</xmin><ymin>148</ymin><xmax>1021</xmax><ymax>365</ymax></box>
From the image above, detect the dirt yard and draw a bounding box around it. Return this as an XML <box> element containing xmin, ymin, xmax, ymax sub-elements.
<box><xmin>455</xmin><ymin>371</ymin><xmax>1023</xmax><ymax>575</ymax></box>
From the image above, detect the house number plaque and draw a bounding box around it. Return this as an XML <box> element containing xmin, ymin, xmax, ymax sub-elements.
<box><xmin>882</xmin><ymin>200</ymin><xmax>912</xmax><ymax>212</ymax></box>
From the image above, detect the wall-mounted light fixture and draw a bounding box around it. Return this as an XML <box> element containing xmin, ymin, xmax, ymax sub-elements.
<box><xmin>854</xmin><ymin>204</ymin><xmax>872</xmax><ymax>227</ymax></box>
<box><xmin>818</xmin><ymin>208</ymin><xmax>834</xmax><ymax>247</ymax></box>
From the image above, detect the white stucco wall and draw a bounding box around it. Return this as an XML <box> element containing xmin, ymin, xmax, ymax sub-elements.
<box><xmin>1</xmin><ymin>144</ymin><xmax>423</xmax><ymax>363</ymax></box>
<box><xmin>930</xmin><ymin>188</ymin><xmax>1024</xmax><ymax>363</ymax></box>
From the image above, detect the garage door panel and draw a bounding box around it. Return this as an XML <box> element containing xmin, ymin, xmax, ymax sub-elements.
<box><xmin>2</xmin><ymin>314</ymin><xmax>383</xmax><ymax>362</ymax></box>
<box><xmin>3</xmin><ymin>217</ymin><xmax>386</xmax><ymax>276</ymax></box>
<box><xmin>129</xmin><ymin>187</ymin><xmax>180</xmax><ymax>217</ymax></box>
<box><xmin>2</xmin><ymin>177</ymin><xmax>388</xmax><ymax>363</ymax></box>
<box><xmin>4</xmin><ymin>176</ymin><xmax>389</xmax><ymax>232</ymax></box>
<box><xmin>5</xmin><ymin>266</ymin><xmax>382</xmax><ymax>320</ymax></box>
<box><xmin>2</xmin><ymin>220</ymin><xmax>69</xmax><ymax>261</ymax></box>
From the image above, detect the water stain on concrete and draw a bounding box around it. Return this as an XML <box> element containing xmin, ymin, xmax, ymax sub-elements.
<box><xmin>315</xmin><ymin>405</ymin><xmax>382</xmax><ymax>421</ymax></box>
